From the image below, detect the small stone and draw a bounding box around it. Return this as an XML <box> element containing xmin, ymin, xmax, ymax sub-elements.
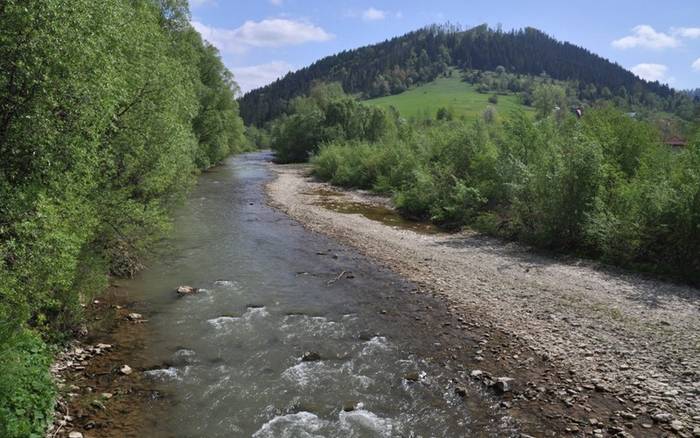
<box><xmin>619</xmin><ymin>411</ymin><xmax>637</xmax><ymax>420</ymax></box>
<box><xmin>342</xmin><ymin>401</ymin><xmax>357</xmax><ymax>412</ymax></box>
<box><xmin>127</xmin><ymin>313</ymin><xmax>143</xmax><ymax>321</ymax></box>
<box><xmin>91</xmin><ymin>399</ymin><xmax>105</xmax><ymax>410</ymax></box>
<box><xmin>652</xmin><ymin>412</ymin><xmax>672</xmax><ymax>423</ymax></box>
<box><xmin>493</xmin><ymin>377</ymin><xmax>514</xmax><ymax>394</ymax></box>
<box><xmin>176</xmin><ymin>285</ymin><xmax>198</xmax><ymax>296</ymax></box>
<box><xmin>101</xmin><ymin>392</ymin><xmax>113</xmax><ymax>399</ymax></box>
<box><xmin>470</xmin><ymin>369</ymin><xmax>483</xmax><ymax>378</ymax></box>
<box><xmin>403</xmin><ymin>371</ymin><xmax>420</xmax><ymax>382</ymax></box>
<box><xmin>119</xmin><ymin>364</ymin><xmax>133</xmax><ymax>375</ymax></box>
<box><xmin>301</xmin><ymin>351</ymin><xmax>321</xmax><ymax>362</ymax></box>
<box><xmin>670</xmin><ymin>420</ymin><xmax>684</xmax><ymax>432</ymax></box>
<box><xmin>454</xmin><ymin>386</ymin><xmax>467</xmax><ymax>397</ymax></box>
<box><xmin>68</xmin><ymin>432</ymin><xmax>83</xmax><ymax>438</ymax></box>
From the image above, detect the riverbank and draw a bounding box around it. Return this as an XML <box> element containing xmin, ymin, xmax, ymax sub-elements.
<box><xmin>266</xmin><ymin>164</ymin><xmax>700</xmax><ymax>437</ymax></box>
<box><xmin>46</xmin><ymin>286</ymin><xmax>163</xmax><ymax>438</ymax></box>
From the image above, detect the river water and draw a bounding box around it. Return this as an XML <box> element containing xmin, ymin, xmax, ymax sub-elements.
<box><xmin>122</xmin><ymin>152</ymin><xmax>512</xmax><ymax>437</ymax></box>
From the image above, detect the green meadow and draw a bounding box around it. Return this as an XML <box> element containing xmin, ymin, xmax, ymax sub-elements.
<box><xmin>363</xmin><ymin>74</ymin><xmax>532</xmax><ymax>120</ymax></box>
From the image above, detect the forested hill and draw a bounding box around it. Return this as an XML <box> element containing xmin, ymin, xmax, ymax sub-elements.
<box><xmin>240</xmin><ymin>24</ymin><xmax>675</xmax><ymax>126</ymax></box>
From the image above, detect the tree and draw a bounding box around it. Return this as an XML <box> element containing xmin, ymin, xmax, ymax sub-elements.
<box><xmin>533</xmin><ymin>84</ymin><xmax>567</xmax><ymax>119</ymax></box>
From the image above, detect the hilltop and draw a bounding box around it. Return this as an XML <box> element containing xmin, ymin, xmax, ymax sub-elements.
<box><xmin>239</xmin><ymin>24</ymin><xmax>684</xmax><ymax>126</ymax></box>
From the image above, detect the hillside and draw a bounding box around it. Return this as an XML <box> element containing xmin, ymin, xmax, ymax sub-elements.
<box><xmin>239</xmin><ymin>24</ymin><xmax>679</xmax><ymax>126</ymax></box>
<box><xmin>364</xmin><ymin>73</ymin><xmax>532</xmax><ymax>119</ymax></box>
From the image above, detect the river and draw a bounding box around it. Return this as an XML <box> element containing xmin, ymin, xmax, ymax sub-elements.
<box><xmin>117</xmin><ymin>152</ymin><xmax>512</xmax><ymax>437</ymax></box>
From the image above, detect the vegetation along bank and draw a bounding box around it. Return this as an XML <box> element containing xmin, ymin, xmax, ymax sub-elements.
<box><xmin>0</xmin><ymin>1</ymin><xmax>251</xmax><ymax>436</ymax></box>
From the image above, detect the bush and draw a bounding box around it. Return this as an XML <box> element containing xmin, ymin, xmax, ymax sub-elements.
<box><xmin>272</xmin><ymin>84</ymin><xmax>397</xmax><ymax>163</ymax></box>
<box><xmin>0</xmin><ymin>330</ymin><xmax>55</xmax><ymax>438</ymax></box>
<box><xmin>488</xmin><ymin>94</ymin><xmax>498</xmax><ymax>104</ymax></box>
<box><xmin>311</xmin><ymin>106</ymin><xmax>700</xmax><ymax>283</ymax></box>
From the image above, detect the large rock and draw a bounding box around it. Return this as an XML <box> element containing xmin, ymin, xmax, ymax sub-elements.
<box><xmin>176</xmin><ymin>285</ymin><xmax>198</xmax><ymax>296</ymax></box>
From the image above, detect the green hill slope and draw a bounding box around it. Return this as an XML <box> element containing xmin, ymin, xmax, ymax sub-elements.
<box><xmin>363</xmin><ymin>73</ymin><xmax>532</xmax><ymax>120</ymax></box>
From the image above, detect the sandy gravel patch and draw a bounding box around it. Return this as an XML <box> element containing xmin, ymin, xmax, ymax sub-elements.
<box><xmin>267</xmin><ymin>164</ymin><xmax>700</xmax><ymax>437</ymax></box>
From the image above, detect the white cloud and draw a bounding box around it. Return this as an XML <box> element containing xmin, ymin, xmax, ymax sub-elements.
<box><xmin>672</xmin><ymin>27</ymin><xmax>700</xmax><ymax>39</ymax></box>
<box><xmin>612</xmin><ymin>25</ymin><xmax>679</xmax><ymax>50</ymax></box>
<box><xmin>362</xmin><ymin>8</ymin><xmax>386</xmax><ymax>21</ymax></box>
<box><xmin>631</xmin><ymin>63</ymin><xmax>670</xmax><ymax>82</ymax></box>
<box><xmin>692</xmin><ymin>58</ymin><xmax>700</xmax><ymax>72</ymax></box>
<box><xmin>231</xmin><ymin>61</ymin><xmax>294</xmax><ymax>94</ymax></box>
<box><xmin>192</xmin><ymin>19</ymin><xmax>333</xmax><ymax>54</ymax></box>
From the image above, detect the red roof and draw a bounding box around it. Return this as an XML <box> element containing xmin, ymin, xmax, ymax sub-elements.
<box><xmin>664</xmin><ymin>136</ymin><xmax>687</xmax><ymax>146</ymax></box>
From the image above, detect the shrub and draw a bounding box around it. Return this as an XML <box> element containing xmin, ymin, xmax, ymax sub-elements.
<box><xmin>0</xmin><ymin>330</ymin><xmax>55</xmax><ymax>438</ymax></box>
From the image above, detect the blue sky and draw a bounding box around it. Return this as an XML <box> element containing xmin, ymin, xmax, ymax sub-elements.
<box><xmin>190</xmin><ymin>0</ymin><xmax>700</xmax><ymax>94</ymax></box>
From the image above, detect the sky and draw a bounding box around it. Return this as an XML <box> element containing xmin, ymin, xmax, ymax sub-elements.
<box><xmin>189</xmin><ymin>0</ymin><xmax>700</xmax><ymax>94</ymax></box>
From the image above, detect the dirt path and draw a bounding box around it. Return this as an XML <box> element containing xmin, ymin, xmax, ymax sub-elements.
<box><xmin>266</xmin><ymin>164</ymin><xmax>700</xmax><ymax>437</ymax></box>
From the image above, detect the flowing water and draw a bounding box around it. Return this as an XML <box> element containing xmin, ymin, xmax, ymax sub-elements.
<box><xmin>121</xmin><ymin>152</ymin><xmax>512</xmax><ymax>437</ymax></box>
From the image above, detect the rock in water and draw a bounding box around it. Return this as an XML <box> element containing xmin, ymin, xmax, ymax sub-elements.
<box><xmin>119</xmin><ymin>364</ymin><xmax>133</xmax><ymax>375</ymax></box>
<box><xmin>176</xmin><ymin>285</ymin><xmax>198</xmax><ymax>296</ymax></box>
<box><xmin>68</xmin><ymin>432</ymin><xmax>83</xmax><ymax>438</ymax></box>
<box><xmin>301</xmin><ymin>351</ymin><xmax>321</xmax><ymax>362</ymax></box>
<box><xmin>127</xmin><ymin>313</ymin><xmax>143</xmax><ymax>321</ymax></box>
<box><xmin>403</xmin><ymin>371</ymin><xmax>420</xmax><ymax>382</ymax></box>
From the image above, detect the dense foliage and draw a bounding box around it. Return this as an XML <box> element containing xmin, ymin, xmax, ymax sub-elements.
<box><xmin>271</xmin><ymin>83</ymin><xmax>397</xmax><ymax>162</ymax></box>
<box><xmin>0</xmin><ymin>0</ymin><xmax>246</xmax><ymax>434</ymax></box>
<box><xmin>305</xmin><ymin>90</ymin><xmax>700</xmax><ymax>284</ymax></box>
<box><xmin>240</xmin><ymin>24</ymin><xmax>695</xmax><ymax>126</ymax></box>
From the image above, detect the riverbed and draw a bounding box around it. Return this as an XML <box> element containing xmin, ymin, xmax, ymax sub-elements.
<box><xmin>91</xmin><ymin>152</ymin><xmax>514</xmax><ymax>437</ymax></box>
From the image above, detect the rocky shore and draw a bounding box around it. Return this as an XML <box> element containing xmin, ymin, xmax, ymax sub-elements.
<box><xmin>266</xmin><ymin>164</ymin><xmax>700</xmax><ymax>437</ymax></box>
<box><xmin>46</xmin><ymin>288</ymin><xmax>162</xmax><ymax>438</ymax></box>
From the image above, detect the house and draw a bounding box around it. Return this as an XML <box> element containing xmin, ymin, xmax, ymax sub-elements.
<box><xmin>664</xmin><ymin>136</ymin><xmax>688</xmax><ymax>148</ymax></box>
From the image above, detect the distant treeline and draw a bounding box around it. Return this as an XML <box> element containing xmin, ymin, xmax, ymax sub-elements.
<box><xmin>0</xmin><ymin>1</ymin><xmax>247</xmax><ymax>435</ymax></box>
<box><xmin>240</xmin><ymin>24</ymin><xmax>691</xmax><ymax>126</ymax></box>
<box><xmin>273</xmin><ymin>83</ymin><xmax>700</xmax><ymax>287</ymax></box>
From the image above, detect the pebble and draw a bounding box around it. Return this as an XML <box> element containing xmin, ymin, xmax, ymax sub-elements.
<box><xmin>652</xmin><ymin>412</ymin><xmax>672</xmax><ymax>423</ymax></box>
<box><xmin>68</xmin><ymin>432</ymin><xmax>83</xmax><ymax>438</ymax></box>
<box><xmin>119</xmin><ymin>364</ymin><xmax>133</xmax><ymax>375</ymax></box>
<box><xmin>670</xmin><ymin>420</ymin><xmax>685</xmax><ymax>431</ymax></box>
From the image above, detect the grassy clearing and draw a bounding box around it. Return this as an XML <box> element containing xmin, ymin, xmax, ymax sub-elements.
<box><xmin>363</xmin><ymin>74</ymin><xmax>532</xmax><ymax>120</ymax></box>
